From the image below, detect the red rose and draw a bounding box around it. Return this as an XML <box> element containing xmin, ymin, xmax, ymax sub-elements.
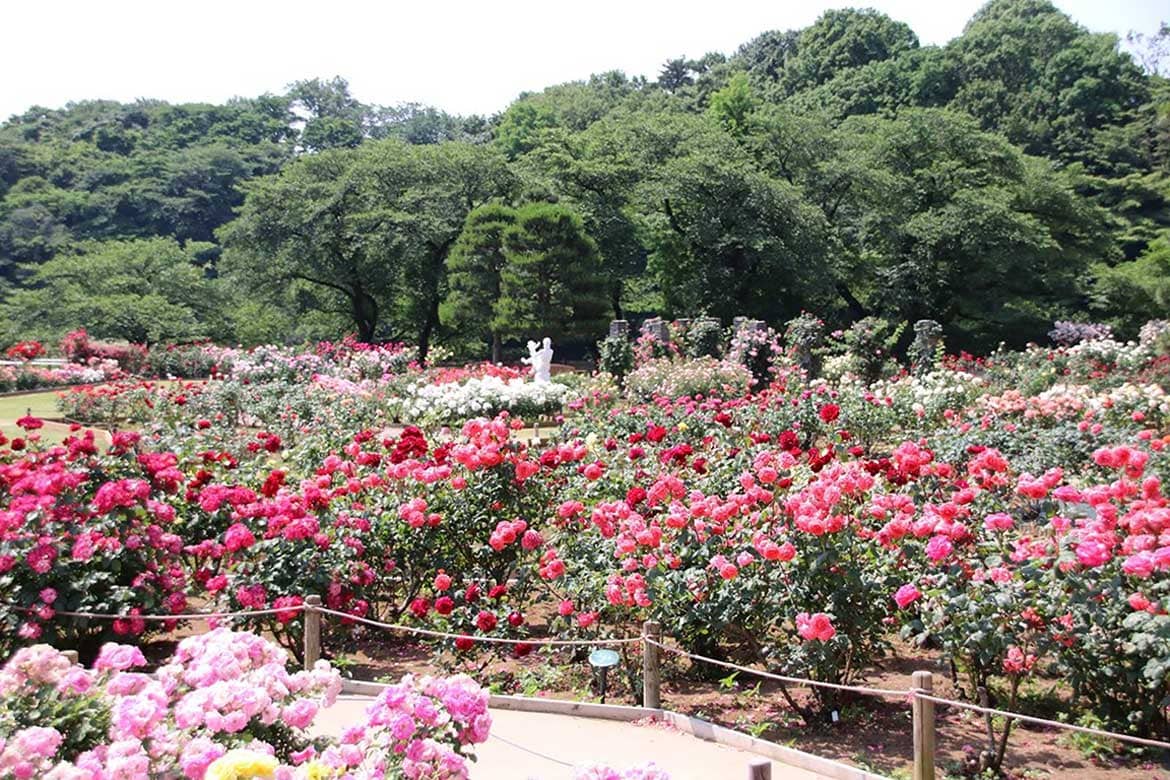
<box><xmin>475</xmin><ymin>610</ymin><xmax>497</xmax><ymax>632</ymax></box>
<box><xmin>16</xmin><ymin>415</ymin><xmax>43</xmax><ymax>431</ymax></box>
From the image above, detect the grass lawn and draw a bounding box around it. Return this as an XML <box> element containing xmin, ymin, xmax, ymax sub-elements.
<box><xmin>0</xmin><ymin>389</ymin><xmax>64</xmax><ymax>420</ymax></box>
<box><xmin>0</xmin><ymin>421</ymin><xmax>76</xmax><ymax>446</ymax></box>
<box><xmin>0</xmin><ymin>388</ymin><xmax>89</xmax><ymax>445</ymax></box>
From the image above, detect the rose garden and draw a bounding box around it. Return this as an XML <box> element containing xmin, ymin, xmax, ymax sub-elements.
<box><xmin>0</xmin><ymin>315</ymin><xmax>1168</xmax><ymax>779</ymax></box>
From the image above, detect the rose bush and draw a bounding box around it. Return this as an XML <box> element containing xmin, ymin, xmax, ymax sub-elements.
<box><xmin>0</xmin><ymin>629</ymin><xmax>492</xmax><ymax>779</ymax></box>
<box><xmin>3</xmin><ymin>319</ymin><xmax>1170</xmax><ymax>767</ymax></box>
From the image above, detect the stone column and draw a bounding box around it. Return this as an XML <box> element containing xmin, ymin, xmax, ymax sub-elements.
<box><xmin>911</xmin><ymin>319</ymin><xmax>943</xmax><ymax>376</ymax></box>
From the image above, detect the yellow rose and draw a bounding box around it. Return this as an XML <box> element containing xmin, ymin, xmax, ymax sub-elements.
<box><xmin>302</xmin><ymin>761</ymin><xmax>335</xmax><ymax>780</ymax></box>
<box><xmin>677</xmin><ymin>422</ymin><xmax>688</xmax><ymax>432</ymax></box>
<box><xmin>204</xmin><ymin>750</ymin><xmax>279</xmax><ymax>780</ymax></box>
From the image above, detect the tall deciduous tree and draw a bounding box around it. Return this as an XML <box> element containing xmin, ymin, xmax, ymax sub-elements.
<box><xmin>355</xmin><ymin>141</ymin><xmax>516</xmax><ymax>358</ymax></box>
<box><xmin>707</xmin><ymin>73</ymin><xmax>758</xmax><ymax>135</ymax></box>
<box><xmin>733</xmin><ymin>30</ymin><xmax>800</xmax><ymax>81</ymax></box>
<box><xmin>781</xmin><ymin>8</ymin><xmax>919</xmax><ymax>92</ymax></box>
<box><xmin>613</xmin><ymin>112</ymin><xmax>835</xmax><ymax>324</ymax></box>
<box><xmin>220</xmin><ymin>139</ymin><xmax>514</xmax><ymax>353</ymax></box>
<box><xmin>1090</xmin><ymin>234</ymin><xmax>1170</xmax><ymax>333</ymax></box>
<box><xmin>831</xmin><ymin>108</ymin><xmax>1116</xmax><ymax>347</ymax></box>
<box><xmin>0</xmin><ymin>238</ymin><xmax>225</xmax><ymax>344</ymax></box>
<box><xmin>944</xmin><ymin>0</ymin><xmax>1148</xmax><ymax>170</ymax></box>
<box><xmin>218</xmin><ymin>146</ymin><xmax>390</xmax><ymax>343</ymax></box>
<box><xmin>287</xmin><ymin>76</ymin><xmax>368</xmax><ymax>151</ymax></box>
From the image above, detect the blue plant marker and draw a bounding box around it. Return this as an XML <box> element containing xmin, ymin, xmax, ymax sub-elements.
<box><xmin>588</xmin><ymin>648</ymin><xmax>621</xmax><ymax>703</ymax></box>
<box><xmin>588</xmin><ymin>649</ymin><xmax>620</xmax><ymax>668</ymax></box>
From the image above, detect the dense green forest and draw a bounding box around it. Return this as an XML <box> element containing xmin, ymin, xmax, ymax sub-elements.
<box><xmin>1</xmin><ymin>0</ymin><xmax>1168</xmax><ymax>356</ymax></box>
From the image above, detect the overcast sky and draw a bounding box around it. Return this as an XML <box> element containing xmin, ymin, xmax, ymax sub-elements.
<box><xmin>2</xmin><ymin>0</ymin><xmax>1165</xmax><ymax>121</ymax></box>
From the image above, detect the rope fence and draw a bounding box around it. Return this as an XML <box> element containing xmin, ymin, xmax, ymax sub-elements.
<box><xmin>314</xmin><ymin>605</ymin><xmax>643</xmax><ymax>647</ymax></box>
<box><xmin>7</xmin><ymin>603</ymin><xmax>308</xmax><ymax>621</ymax></box>
<box><xmin>645</xmin><ymin>636</ymin><xmax>911</xmax><ymax>700</ymax></box>
<box><xmin>913</xmin><ymin>692</ymin><xmax>1170</xmax><ymax>751</ymax></box>
<box><xmin>6</xmin><ymin>597</ymin><xmax>1170</xmax><ymax>776</ymax></box>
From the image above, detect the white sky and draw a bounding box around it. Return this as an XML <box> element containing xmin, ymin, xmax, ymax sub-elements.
<box><xmin>2</xmin><ymin>0</ymin><xmax>1165</xmax><ymax>120</ymax></box>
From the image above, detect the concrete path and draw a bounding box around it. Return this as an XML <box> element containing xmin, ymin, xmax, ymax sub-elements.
<box><xmin>313</xmin><ymin>696</ymin><xmax>841</xmax><ymax>780</ymax></box>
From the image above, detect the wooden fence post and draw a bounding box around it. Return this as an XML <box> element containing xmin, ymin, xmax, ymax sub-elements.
<box><xmin>747</xmin><ymin>759</ymin><xmax>771</xmax><ymax>780</ymax></box>
<box><xmin>642</xmin><ymin>619</ymin><xmax>661</xmax><ymax>709</ymax></box>
<box><xmin>912</xmin><ymin>669</ymin><xmax>936</xmax><ymax>780</ymax></box>
<box><xmin>303</xmin><ymin>595</ymin><xmax>322</xmax><ymax>671</ymax></box>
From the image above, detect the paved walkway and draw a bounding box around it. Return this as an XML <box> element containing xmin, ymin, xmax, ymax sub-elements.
<box><xmin>313</xmin><ymin>696</ymin><xmax>841</xmax><ymax>779</ymax></box>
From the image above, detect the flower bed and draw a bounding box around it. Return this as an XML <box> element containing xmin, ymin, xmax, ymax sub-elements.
<box><xmin>400</xmin><ymin>375</ymin><xmax>568</xmax><ymax>424</ymax></box>
<box><xmin>4</xmin><ymin>327</ymin><xmax>1170</xmax><ymax>775</ymax></box>
<box><xmin>0</xmin><ymin>360</ymin><xmax>122</xmax><ymax>394</ymax></box>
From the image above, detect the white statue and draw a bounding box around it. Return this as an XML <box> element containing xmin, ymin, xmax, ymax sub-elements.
<box><xmin>523</xmin><ymin>337</ymin><xmax>554</xmax><ymax>383</ymax></box>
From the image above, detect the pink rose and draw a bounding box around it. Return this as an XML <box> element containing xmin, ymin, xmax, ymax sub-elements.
<box><xmin>282</xmin><ymin>698</ymin><xmax>319</xmax><ymax>729</ymax></box>
<box><xmin>223</xmin><ymin>523</ymin><xmax>256</xmax><ymax>552</ymax></box>
<box><xmin>94</xmin><ymin>644</ymin><xmax>147</xmax><ymax>672</ymax></box>
<box><xmin>893</xmin><ymin>584</ymin><xmax>921</xmax><ymax>609</ymax></box>
<box><xmin>925</xmin><ymin>535</ymin><xmax>953</xmax><ymax>563</ymax></box>
<box><xmin>982</xmin><ymin>513</ymin><xmax>1014</xmax><ymax>532</ymax></box>
<box><xmin>1128</xmin><ymin>592</ymin><xmax>1153</xmax><ymax>612</ymax></box>
<box><xmin>1122</xmin><ymin>551</ymin><xmax>1155</xmax><ymax>578</ymax></box>
<box><xmin>1075</xmin><ymin>539</ymin><xmax>1112</xmax><ymax>568</ymax></box>
<box><xmin>795</xmin><ymin>612</ymin><xmax>836</xmax><ymax>642</ymax></box>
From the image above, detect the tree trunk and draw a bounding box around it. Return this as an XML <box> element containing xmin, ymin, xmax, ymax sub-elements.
<box><xmin>417</xmin><ymin>295</ymin><xmax>441</xmax><ymax>364</ymax></box>
<box><xmin>611</xmin><ymin>281</ymin><xmax>624</xmax><ymax>321</ymax></box>
<box><xmin>352</xmin><ymin>289</ymin><xmax>379</xmax><ymax>343</ymax></box>
<box><xmin>835</xmin><ymin>282</ymin><xmax>868</xmax><ymax>321</ymax></box>
<box><xmin>491</xmin><ymin>331</ymin><xmax>502</xmax><ymax>364</ymax></box>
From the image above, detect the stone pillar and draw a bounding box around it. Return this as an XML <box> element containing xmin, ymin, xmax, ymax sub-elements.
<box><xmin>643</xmin><ymin>317</ymin><xmax>670</xmax><ymax>343</ymax></box>
<box><xmin>911</xmin><ymin>319</ymin><xmax>943</xmax><ymax>376</ymax></box>
<box><xmin>609</xmin><ymin>319</ymin><xmax>630</xmax><ymax>340</ymax></box>
<box><xmin>785</xmin><ymin>313</ymin><xmax>825</xmax><ymax>379</ymax></box>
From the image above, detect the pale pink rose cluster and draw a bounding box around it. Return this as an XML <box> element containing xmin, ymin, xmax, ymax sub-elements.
<box><xmin>154</xmin><ymin>628</ymin><xmax>342</xmax><ymax>744</ymax></box>
<box><xmin>306</xmin><ymin>673</ymin><xmax>492</xmax><ymax>780</ymax></box>
<box><xmin>0</xmin><ymin>632</ymin><xmax>496</xmax><ymax>780</ymax></box>
<box><xmin>0</xmin><ymin>644</ymin><xmax>82</xmax><ymax>695</ymax></box>
<box><xmin>0</xmin><ymin>629</ymin><xmax>348</xmax><ymax>778</ymax></box>
<box><xmin>0</xmin><ymin>726</ymin><xmax>64</xmax><ymax>779</ymax></box>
